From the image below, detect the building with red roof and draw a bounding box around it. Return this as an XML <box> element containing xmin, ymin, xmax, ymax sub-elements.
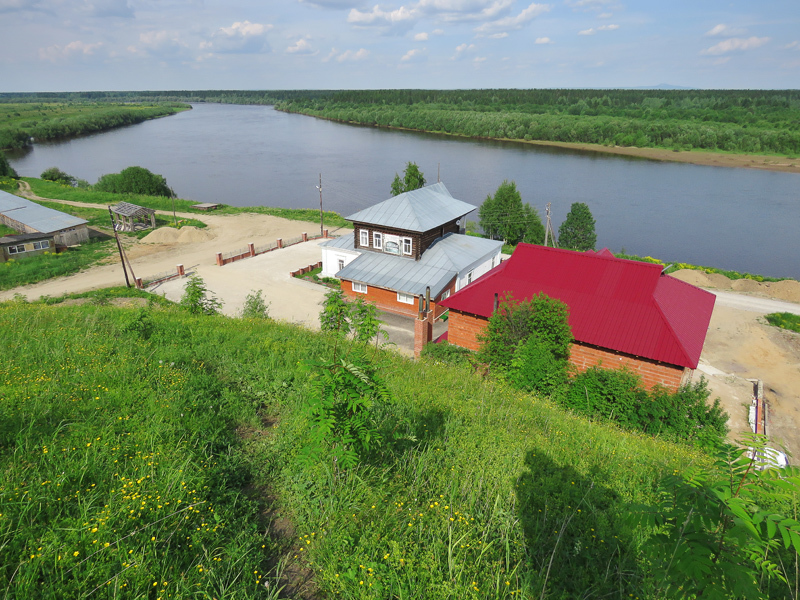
<box><xmin>439</xmin><ymin>244</ymin><xmax>716</xmax><ymax>391</ymax></box>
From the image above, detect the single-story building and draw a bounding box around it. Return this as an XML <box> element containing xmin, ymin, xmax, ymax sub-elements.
<box><xmin>0</xmin><ymin>190</ymin><xmax>89</xmax><ymax>247</ymax></box>
<box><xmin>0</xmin><ymin>232</ymin><xmax>56</xmax><ymax>263</ymax></box>
<box><xmin>320</xmin><ymin>182</ymin><xmax>503</xmax><ymax>317</ymax></box>
<box><xmin>439</xmin><ymin>244</ymin><xmax>716</xmax><ymax>392</ymax></box>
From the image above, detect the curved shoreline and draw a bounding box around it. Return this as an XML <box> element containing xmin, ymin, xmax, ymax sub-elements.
<box><xmin>280</xmin><ymin>109</ymin><xmax>800</xmax><ymax>175</ymax></box>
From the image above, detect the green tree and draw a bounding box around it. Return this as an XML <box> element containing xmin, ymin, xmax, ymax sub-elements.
<box><xmin>477</xmin><ymin>292</ymin><xmax>572</xmax><ymax>372</ymax></box>
<box><xmin>0</xmin><ymin>152</ymin><xmax>18</xmax><ymax>178</ymax></box>
<box><xmin>390</xmin><ymin>162</ymin><xmax>426</xmax><ymax>196</ymax></box>
<box><xmin>179</xmin><ymin>275</ymin><xmax>222</xmax><ymax>315</ymax></box>
<box><xmin>558</xmin><ymin>202</ymin><xmax>597</xmax><ymax>251</ymax></box>
<box><xmin>40</xmin><ymin>167</ymin><xmax>76</xmax><ymax>186</ymax></box>
<box><xmin>95</xmin><ymin>166</ymin><xmax>174</xmax><ymax>197</ymax></box>
<box><xmin>240</xmin><ymin>289</ymin><xmax>270</xmax><ymax>319</ymax></box>
<box><xmin>478</xmin><ymin>180</ymin><xmax>544</xmax><ymax>245</ymax></box>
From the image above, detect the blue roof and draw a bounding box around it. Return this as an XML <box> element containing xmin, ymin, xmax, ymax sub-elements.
<box><xmin>336</xmin><ymin>233</ymin><xmax>502</xmax><ymax>298</ymax></box>
<box><xmin>345</xmin><ymin>182</ymin><xmax>475</xmax><ymax>233</ymax></box>
<box><xmin>0</xmin><ymin>190</ymin><xmax>88</xmax><ymax>234</ymax></box>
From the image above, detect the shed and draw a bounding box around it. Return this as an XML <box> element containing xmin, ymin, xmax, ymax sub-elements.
<box><xmin>110</xmin><ymin>202</ymin><xmax>157</xmax><ymax>232</ymax></box>
<box><xmin>0</xmin><ymin>232</ymin><xmax>55</xmax><ymax>262</ymax></box>
<box><xmin>0</xmin><ymin>190</ymin><xmax>89</xmax><ymax>247</ymax></box>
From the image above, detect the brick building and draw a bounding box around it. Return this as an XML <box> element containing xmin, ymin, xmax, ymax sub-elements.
<box><xmin>439</xmin><ymin>244</ymin><xmax>716</xmax><ymax>391</ymax></box>
<box><xmin>320</xmin><ymin>183</ymin><xmax>503</xmax><ymax>317</ymax></box>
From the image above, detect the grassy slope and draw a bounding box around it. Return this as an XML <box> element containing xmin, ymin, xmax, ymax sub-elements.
<box><xmin>0</xmin><ymin>300</ymin><xmax>707</xmax><ymax>599</ymax></box>
<box><xmin>24</xmin><ymin>178</ymin><xmax>353</xmax><ymax>230</ymax></box>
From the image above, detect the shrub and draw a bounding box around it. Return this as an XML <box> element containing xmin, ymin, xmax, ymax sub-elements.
<box><xmin>508</xmin><ymin>334</ymin><xmax>569</xmax><ymax>395</ymax></box>
<box><xmin>40</xmin><ymin>167</ymin><xmax>76</xmax><ymax>186</ymax></box>
<box><xmin>420</xmin><ymin>340</ymin><xmax>473</xmax><ymax>366</ymax></box>
<box><xmin>0</xmin><ymin>152</ymin><xmax>18</xmax><ymax>178</ymax></box>
<box><xmin>240</xmin><ymin>289</ymin><xmax>270</xmax><ymax>319</ymax></box>
<box><xmin>179</xmin><ymin>274</ymin><xmax>222</xmax><ymax>315</ymax></box>
<box><xmin>95</xmin><ymin>166</ymin><xmax>174</xmax><ymax>197</ymax></box>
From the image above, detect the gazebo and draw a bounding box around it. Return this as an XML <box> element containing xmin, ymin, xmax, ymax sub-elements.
<box><xmin>110</xmin><ymin>202</ymin><xmax>157</xmax><ymax>232</ymax></box>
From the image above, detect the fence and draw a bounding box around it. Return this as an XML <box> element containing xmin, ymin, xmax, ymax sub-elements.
<box><xmin>291</xmin><ymin>261</ymin><xmax>323</xmax><ymax>278</ymax></box>
<box><xmin>141</xmin><ymin>264</ymin><xmax>187</xmax><ymax>288</ymax></box>
<box><xmin>215</xmin><ymin>230</ymin><xmax>329</xmax><ymax>267</ymax></box>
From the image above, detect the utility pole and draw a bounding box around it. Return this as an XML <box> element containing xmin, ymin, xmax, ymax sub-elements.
<box><xmin>108</xmin><ymin>206</ymin><xmax>130</xmax><ymax>288</ymax></box>
<box><xmin>437</xmin><ymin>163</ymin><xmax>440</xmax><ymax>183</ymax></box>
<box><xmin>544</xmin><ymin>203</ymin><xmax>558</xmax><ymax>248</ymax></box>
<box><xmin>316</xmin><ymin>173</ymin><xmax>324</xmax><ymax>237</ymax></box>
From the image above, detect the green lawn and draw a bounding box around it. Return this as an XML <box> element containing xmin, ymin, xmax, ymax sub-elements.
<box><xmin>765</xmin><ymin>312</ymin><xmax>800</xmax><ymax>334</ymax></box>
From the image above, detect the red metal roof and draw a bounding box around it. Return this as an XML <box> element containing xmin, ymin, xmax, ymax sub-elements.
<box><xmin>439</xmin><ymin>244</ymin><xmax>716</xmax><ymax>369</ymax></box>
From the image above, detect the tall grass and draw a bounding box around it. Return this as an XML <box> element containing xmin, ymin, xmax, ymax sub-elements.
<box><xmin>1</xmin><ymin>299</ymin><xmax>712</xmax><ymax>598</ymax></box>
<box><xmin>0</xmin><ymin>240</ymin><xmax>115</xmax><ymax>290</ymax></box>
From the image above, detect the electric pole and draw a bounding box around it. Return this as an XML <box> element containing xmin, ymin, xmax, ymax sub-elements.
<box><xmin>316</xmin><ymin>174</ymin><xmax>324</xmax><ymax>237</ymax></box>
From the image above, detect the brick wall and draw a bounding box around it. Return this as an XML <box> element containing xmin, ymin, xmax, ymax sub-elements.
<box><xmin>447</xmin><ymin>309</ymin><xmax>689</xmax><ymax>392</ymax></box>
<box><xmin>341</xmin><ymin>279</ymin><xmax>453</xmax><ymax>318</ymax></box>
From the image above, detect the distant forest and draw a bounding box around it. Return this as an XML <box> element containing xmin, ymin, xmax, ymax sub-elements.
<box><xmin>2</xmin><ymin>89</ymin><xmax>799</xmax><ymax>155</ymax></box>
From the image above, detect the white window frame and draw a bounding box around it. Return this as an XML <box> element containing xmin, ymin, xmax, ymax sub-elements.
<box><xmin>467</xmin><ymin>270</ymin><xmax>474</xmax><ymax>285</ymax></box>
<box><xmin>373</xmin><ymin>232</ymin><xmax>383</xmax><ymax>250</ymax></box>
<box><xmin>33</xmin><ymin>241</ymin><xmax>50</xmax><ymax>250</ymax></box>
<box><xmin>397</xmin><ymin>291</ymin><xmax>415</xmax><ymax>305</ymax></box>
<box><xmin>359</xmin><ymin>229</ymin><xmax>369</xmax><ymax>247</ymax></box>
<box><xmin>352</xmin><ymin>282</ymin><xmax>368</xmax><ymax>294</ymax></box>
<box><xmin>441</xmin><ymin>289</ymin><xmax>450</xmax><ymax>300</ymax></box>
<box><xmin>337</xmin><ymin>258</ymin><xmax>345</xmax><ymax>271</ymax></box>
<box><xmin>402</xmin><ymin>237</ymin><xmax>412</xmax><ymax>256</ymax></box>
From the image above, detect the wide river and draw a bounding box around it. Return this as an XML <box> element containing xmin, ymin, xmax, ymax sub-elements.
<box><xmin>8</xmin><ymin>103</ymin><xmax>800</xmax><ymax>279</ymax></box>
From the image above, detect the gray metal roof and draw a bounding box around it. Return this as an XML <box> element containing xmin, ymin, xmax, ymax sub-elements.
<box><xmin>345</xmin><ymin>182</ymin><xmax>476</xmax><ymax>233</ymax></box>
<box><xmin>112</xmin><ymin>201</ymin><xmax>155</xmax><ymax>217</ymax></box>
<box><xmin>336</xmin><ymin>233</ymin><xmax>502</xmax><ymax>298</ymax></box>
<box><xmin>0</xmin><ymin>232</ymin><xmax>54</xmax><ymax>244</ymax></box>
<box><xmin>319</xmin><ymin>235</ymin><xmax>356</xmax><ymax>251</ymax></box>
<box><xmin>0</xmin><ymin>190</ymin><xmax>88</xmax><ymax>234</ymax></box>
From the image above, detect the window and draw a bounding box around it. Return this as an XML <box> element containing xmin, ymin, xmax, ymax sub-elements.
<box><xmin>441</xmin><ymin>289</ymin><xmax>450</xmax><ymax>300</ymax></box>
<box><xmin>402</xmin><ymin>237</ymin><xmax>412</xmax><ymax>255</ymax></box>
<box><xmin>337</xmin><ymin>259</ymin><xmax>345</xmax><ymax>271</ymax></box>
<box><xmin>373</xmin><ymin>232</ymin><xmax>383</xmax><ymax>250</ymax></box>
<box><xmin>397</xmin><ymin>291</ymin><xmax>415</xmax><ymax>305</ymax></box>
<box><xmin>467</xmin><ymin>270</ymin><xmax>474</xmax><ymax>285</ymax></box>
<box><xmin>8</xmin><ymin>245</ymin><xmax>22</xmax><ymax>254</ymax></box>
<box><xmin>490</xmin><ymin>256</ymin><xmax>495</xmax><ymax>268</ymax></box>
<box><xmin>359</xmin><ymin>229</ymin><xmax>369</xmax><ymax>247</ymax></box>
<box><xmin>352</xmin><ymin>282</ymin><xmax>368</xmax><ymax>294</ymax></box>
<box><xmin>33</xmin><ymin>241</ymin><xmax>50</xmax><ymax>250</ymax></box>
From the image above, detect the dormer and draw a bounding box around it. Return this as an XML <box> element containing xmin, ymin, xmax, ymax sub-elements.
<box><xmin>346</xmin><ymin>182</ymin><xmax>475</xmax><ymax>261</ymax></box>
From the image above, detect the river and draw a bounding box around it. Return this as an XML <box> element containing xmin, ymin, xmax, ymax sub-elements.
<box><xmin>7</xmin><ymin>103</ymin><xmax>800</xmax><ymax>279</ymax></box>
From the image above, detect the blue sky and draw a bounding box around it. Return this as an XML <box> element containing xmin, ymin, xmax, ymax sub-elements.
<box><xmin>1</xmin><ymin>0</ymin><xmax>798</xmax><ymax>91</ymax></box>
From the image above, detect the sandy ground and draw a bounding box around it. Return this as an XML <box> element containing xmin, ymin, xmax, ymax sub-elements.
<box><xmin>3</xmin><ymin>191</ymin><xmax>800</xmax><ymax>458</ymax></box>
<box><xmin>671</xmin><ymin>270</ymin><xmax>800</xmax><ymax>461</ymax></box>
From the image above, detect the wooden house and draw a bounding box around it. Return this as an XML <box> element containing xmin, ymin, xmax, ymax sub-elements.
<box><xmin>320</xmin><ymin>183</ymin><xmax>503</xmax><ymax>317</ymax></box>
<box><xmin>0</xmin><ymin>232</ymin><xmax>55</xmax><ymax>262</ymax></box>
<box><xmin>0</xmin><ymin>190</ymin><xmax>89</xmax><ymax>247</ymax></box>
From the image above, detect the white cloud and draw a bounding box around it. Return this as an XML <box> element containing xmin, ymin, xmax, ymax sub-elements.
<box><xmin>535</xmin><ymin>36</ymin><xmax>552</xmax><ymax>43</ymax></box>
<box><xmin>418</xmin><ymin>0</ymin><xmax>514</xmax><ymax>22</ymax></box>
<box><xmin>489</xmin><ymin>32</ymin><xmax>508</xmax><ymax>38</ymax></box>
<box><xmin>566</xmin><ymin>0</ymin><xmax>611</xmax><ymax>8</ymax></box>
<box><xmin>414</xmin><ymin>32</ymin><xmax>429</xmax><ymax>40</ymax></box>
<box><xmin>83</xmin><ymin>0</ymin><xmax>133</xmax><ymax>18</ymax></box>
<box><xmin>705</xmin><ymin>24</ymin><xmax>746</xmax><ymax>37</ymax></box>
<box><xmin>298</xmin><ymin>0</ymin><xmax>362</xmax><ymax>8</ymax></box>
<box><xmin>578</xmin><ymin>23</ymin><xmax>617</xmax><ymax>35</ymax></box>
<box><xmin>453</xmin><ymin>42</ymin><xmax>475</xmax><ymax>58</ymax></box>
<box><xmin>39</xmin><ymin>40</ymin><xmax>104</xmax><ymax>62</ymax></box>
<box><xmin>432</xmin><ymin>28</ymin><xmax>444</xmax><ymax>34</ymax></box>
<box><xmin>0</xmin><ymin>0</ymin><xmax>44</xmax><ymax>12</ymax></box>
<box><xmin>286</xmin><ymin>38</ymin><xmax>317</xmax><ymax>54</ymax></box>
<box><xmin>336</xmin><ymin>48</ymin><xmax>369</xmax><ymax>61</ymax></box>
<box><xmin>785</xmin><ymin>41</ymin><xmax>800</xmax><ymax>50</ymax></box>
<box><xmin>701</xmin><ymin>36</ymin><xmax>770</xmax><ymax>55</ymax></box>
<box><xmin>474</xmin><ymin>2</ymin><xmax>550</xmax><ymax>34</ymax></box>
<box><xmin>206</xmin><ymin>21</ymin><xmax>273</xmax><ymax>54</ymax></box>
<box><xmin>348</xmin><ymin>5</ymin><xmax>419</xmax><ymax>26</ymax></box>
<box><xmin>597</xmin><ymin>12</ymin><xmax>612</xmax><ymax>18</ymax></box>
<box><xmin>401</xmin><ymin>47</ymin><xmax>426</xmax><ymax>61</ymax></box>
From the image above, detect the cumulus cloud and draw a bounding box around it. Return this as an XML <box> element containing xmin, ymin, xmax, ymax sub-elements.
<box><xmin>298</xmin><ymin>0</ymin><xmax>363</xmax><ymax>8</ymax></box>
<box><xmin>39</xmin><ymin>40</ymin><xmax>104</xmax><ymax>62</ymax></box>
<box><xmin>205</xmin><ymin>21</ymin><xmax>273</xmax><ymax>54</ymax></box>
<box><xmin>578</xmin><ymin>23</ymin><xmax>617</xmax><ymax>35</ymax></box>
<box><xmin>785</xmin><ymin>41</ymin><xmax>800</xmax><ymax>50</ymax></box>
<box><xmin>286</xmin><ymin>38</ymin><xmax>317</xmax><ymax>54</ymax></box>
<box><xmin>432</xmin><ymin>28</ymin><xmax>444</xmax><ymax>34</ymax></box>
<box><xmin>130</xmin><ymin>30</ymin><xmax>189</xmax><ymax>58</ymax></box>
<box><xmin>565</xmin><ymin>0</ymin><xmax>612</xmax><ymax>8</ymax></box>
<box><xmin>701</xmin><ymin>36</ymin><xmax>770</xmax><ymax>55</ymax></box>
<box><xmin>401</xmin><ymin>47</ymin><xmax>426</xmax><ymax>61</ymax></box>
<box><xmin>452</xmin><ymin>42</ymin><xmax>475</xmax><ymax>58</ymax></box>
<box><xmin>417</xmin><ymin>0</ymin><xmax>514</xmax><ymax>22</ymax></box>
<box><xmin>705</xmin><ymin>24</ymin><xmax>746</xmax><ymax>37</ymax></box>
<box><xmin>336</xmin><ymin>48</ymin><xmax>370</xmax><ymax>61</ymax></box>
<box><xmin>348</xmin><ymin>4</ymin><xmax>419</xmax><ymax>29</ymax></box>
<box><xmin>414</xmin><ymin>32</ymin><xmax>429</xmax><ymax>40</ymax></box>
<box><xmin>474</xmin><ymin>2</ymin><xmax>549</xmax><ymax>34</ymax></box>
<box><xmin>597</xmin><ymin>12</ymin><xmax>612</xmax><ymax>18</ymax></box>
<box><xmin>0</xmin><ymin>0</ymin><xmax>43</xmax><ymax>12</ymax></box>
<box><xmin>535</xmin><ymin>36</ymin><xmax>552</xmax><ymax>43</ymax></box>
<box><xmin>489</xmin><ymin>32</ymin><xmax>508</xmax><ymax>38</ymax></box>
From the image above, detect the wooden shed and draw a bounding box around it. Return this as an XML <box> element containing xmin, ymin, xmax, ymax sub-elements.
<box><xmin>110</xmin><ymin>202</ymin><xmax>157</xmax><ymax>232</ymax></box>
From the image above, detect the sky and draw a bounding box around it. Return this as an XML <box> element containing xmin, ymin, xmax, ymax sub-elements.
<box><xmin>1</xmin><ymin>0</ymin><xmax>798</xmax><ymax>92</ymax></box>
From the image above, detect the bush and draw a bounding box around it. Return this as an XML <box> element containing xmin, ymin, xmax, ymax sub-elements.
<box><xmin>508</xmin><ymin>335</ymin><xmax>569</xmax><ymax>395</ymax></box>
<box><xmin>95</xmin><ymin>166</ymin><xmax>174</xmax><ymax>197</ymax></box>
<box><xmin>40</xmin><ymin>167</ymin><xmax>76</xmax><ymax>186</ymax></box>
<box><xmin>0</xmin><ymin>152</ymin><xmax>18</xmax><ymax>178</ymax></box>
<box><xmin>179</xmin><ymin>275</ymin><xmax>222</xmax><ymax>315</ymax></box>
<box><xmin>420</xmin><ymin>340</ymin><xmax>473</xmax><ymax>366</ymax></box>
<box><xmin>240</xmin><ymin>289</ymin><xmax>270</xmax><ymax>319</ymax></box>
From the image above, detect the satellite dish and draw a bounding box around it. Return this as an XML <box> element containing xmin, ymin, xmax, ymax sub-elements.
<box><xmin>456</xmin><ymin>219</ymin><xmax>461</xmax><ymax>225</ymax></box>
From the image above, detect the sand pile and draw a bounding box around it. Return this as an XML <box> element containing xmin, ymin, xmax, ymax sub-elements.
<box><xmin>705</xmin><ymin>273</ymin><xmax>734</xmax><ymax>289</ymax></box>
<box><xmin>731</xmin><ymin>279</ymin><xmax>763</xmax><ymax>293</ymax></box>
<box><xmin>177</xmin><ymin>227</ymin><xmax>216</xmax><ymax>243</ymax></box>
<box><xmin>762</xmin><ymin>280</ymin><xmax>800</xmax><ymax>304</ymax></box>
<box><xmin>669</xmin><ymin>269</ymin><xmax>800</xmax><ymax>304</ymax></box>
<box><xmin>670</xmin><ymin>269</ymin><xmax>712</xmax><ymax>287</ymax></box>
<box><xmin>141</xmin><ymin>228</ymin><xmax>180</xmax><ymax>243</ymax></box>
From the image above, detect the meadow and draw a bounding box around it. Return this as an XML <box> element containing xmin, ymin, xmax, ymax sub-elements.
<box><xmin>6</xmin><ymin>293</ymin><xmax>796</xmax><ymax>599</ymax></box>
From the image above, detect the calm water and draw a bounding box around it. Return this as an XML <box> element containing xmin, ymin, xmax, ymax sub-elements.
<box><xmin>8</xmin><ymin>103</ymin><xmax>800</xmax><ymax>279</ymax></box>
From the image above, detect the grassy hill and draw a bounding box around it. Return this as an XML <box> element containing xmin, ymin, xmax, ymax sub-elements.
<box><xmin>1</xmin><ymin>295</ymin><xmax>789</xmax><ymax>599</ymax></box>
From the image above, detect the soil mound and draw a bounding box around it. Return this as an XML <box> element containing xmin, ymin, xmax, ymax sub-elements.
<box><xmin>731</xmin><ymin>279</ymin><xmax>763</xmax><ymax>293</ymax></box>
<box><xmin>177</xmin><ymin>227</ymin><xmax>215</xmax><ymax>243</ymax></box>
<box><xmin>763</xmin><ymin>280</ymin><xmax>800</xmax><ymax>304</ymax></box>
<box><xmin>705</xmin><ymin>273</ymin><xmax>734</xmax><ymax>289</ymax></box>
<box><xmin>141</xmin><ymin>228</ymin><xmax>180</xmax><ymax>244</ymax></box>
<box><xmin>669</xmin><ymin>269</ymin><xmax>712</xmax><ymax>287</ymax></box>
